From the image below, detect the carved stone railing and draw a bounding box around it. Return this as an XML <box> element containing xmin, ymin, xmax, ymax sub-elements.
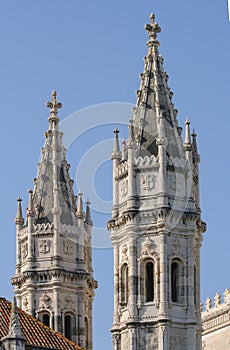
<box><xmin>201</xmin><ymin>289</ymin><xmax>230</xmax><ymax>335</ymax></box>
<box><xmin>135</xmin><ymin>155</ymin><xmax>157</xmax><ymax>167</ymax></box>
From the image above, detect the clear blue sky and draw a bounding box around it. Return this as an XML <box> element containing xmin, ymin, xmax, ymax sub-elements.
<box><xmin>0</xmin><ymin>1</ymin><xmax>229</xmax><ymax>349</ymax></box>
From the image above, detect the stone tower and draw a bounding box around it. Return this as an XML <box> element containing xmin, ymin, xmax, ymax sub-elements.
<box><xmin>12</xmin><ymin>91</ymin><xmax>97</xmax><ymax>350</ymax></box>
<box><xmin>108</xmin><ymin>14</ymin><xmax>206</xmax><ymax>350</ymax></box>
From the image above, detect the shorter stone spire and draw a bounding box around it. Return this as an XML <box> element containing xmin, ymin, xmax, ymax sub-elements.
<box><xmin>26</xmin><ymin>189</ymin><xmax>34</xmax><ymax>217</ymax></box>
<box><xmin>85</xmin><ymin>199</ymin><xmax>93</xmax><ymax>226</ymax></box>
<box><xmin>46</xmin><ymin>90</ymin><xmax>62</xmax><ymax>123</ymax></box>
<box><xmin>111</xmin><ymin>127</ymin><xmax>121</xmax><ymax>159</ymax></box>
<box><xmin>192</xmin><ymin>129</ymin><xmax>200</xmax><ymax>163</ymax></box>
<box><xmin>15</xmin><ymin>197</ymin><xmax>24</xmax><ymax>226</ymax></box>
<box><xmin>77</xmin><ymin>192</ymin><xmax>85</xmax><ymax>219</ymax></box>
<box><xmin>128</xmin><ymin>119</ymin><xmax>135</xmax><ymax>142</ymax></box>
<box><xmin>8</xmin><ymin>297</ymin><xmax>23</xmax><ymax>338</ymax></box>
<box><xmin>184</xmin><ymin>118</ymin><xmax>192</xmax><ymax>145</ymax></box>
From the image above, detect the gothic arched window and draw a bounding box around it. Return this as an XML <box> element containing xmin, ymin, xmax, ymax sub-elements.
<box><xmin>145</xmin><ymin>261</ymin><xmax>154</xmax><ymax>302</ymax></box>
<box><xmin>42</xmin><ymin>313</ymin><xmax>50</xmax><ymax>327</ymax></box>
<box><xmin>171</xmin><ymin>261</ymin><xmax>179</xmax><ymax>303</ymax></box>
<box><xmin>121</xmin><ymin>263</ymin><xmax>129</xmax><ymax>304</ymax></box>
<box><xmin>64</xmin><ymin>314</ymin><xmax>72</xmax><ymax>340</ymax></box>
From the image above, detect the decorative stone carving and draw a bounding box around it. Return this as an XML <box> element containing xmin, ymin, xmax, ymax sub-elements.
<box><xmin>39</xmin><ymin>239</ymin><xmax>50</xmax><ymax>253</ymax></box>
<box><xmin>23</xmin><ymin>297</ymin><xmax>29</xmax><ymax>310</ymax></box>
<box><xmin>64</xmin><ymin>296</ymin><xmax>73</xmax><ymax>310</ymax></box>
<box><xmin>172</xmin><ymin>239</ymin><xmax>182</xmax><ymax>256</ymax></box>
<box><xmin>121</xmin><ymin>245</ymin><xmax>128</xmax><ymax>262</ymax></box>
<box><xmin>39</xmin><ymin>293</ymin><xmax>51</xmax><ymax>310</ymax></box>
<box><xmin>224</xmin><ymin>288</ymin><xmax>230</xmax><ymax>304</ymax></box>
<box><xmin>214</xmin><ymin>292</ymin><xmax>221</xmax><ymax>307</ymax></box>
<box><xmin>22</xmin><ymin>243</ymin><xmax>28</xmax><ymax>258</ymax></box>
<box><xmin>141</xmin><ymin>236</ymin><xmax>157</xmax><ymax>257</ymax></box>
<box><xmin>63</xmin><ymin>239</ymin><xmax>74</xmax><ymax>255</ymax></box>
<box><xmin>121</xmin><ymin>180</ymin><xmax>128</xmax><ymax>197</ymax></box>
<box><xmin>205</xmin><ymin>297</ymin><xmax>212</xmax><ymax>311</ymax></box>
<box><xmin>141</xmin><ymin>174</ymin><xmax>155</xmax><ymax>191</ymax></box>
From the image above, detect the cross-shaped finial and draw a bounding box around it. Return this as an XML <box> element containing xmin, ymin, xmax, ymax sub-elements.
<box><xmin>46</xmin><ymin>90</ymin><xmax>62</xmax><ymax>120</ymax></box>
<box><xmin>145</xmin><ymin>13</ymin><xmax>161</xmax><ymax>40</ymax></box>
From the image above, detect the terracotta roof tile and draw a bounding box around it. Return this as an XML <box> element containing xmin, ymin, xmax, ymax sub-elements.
<box><xmin>0</xmin><ymin>298</ymin><xmax>82</xmax><ymax>350</ymax></box>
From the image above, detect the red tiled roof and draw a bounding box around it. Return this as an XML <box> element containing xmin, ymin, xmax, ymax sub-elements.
<box><xmin>0</xmin><ymin>298</ymin><xmax>82</xmax><ymax>350</ymax></box>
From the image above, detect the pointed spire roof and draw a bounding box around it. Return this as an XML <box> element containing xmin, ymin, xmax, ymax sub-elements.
<box><xmin>192</xmin><ymin>129</ymin><xmax>200</xmax><ymax>163</ymax></box>
<box><xmin>15</xmin><ymin>197</ymin><xmax>24</xmax><ymax>226</ymax></box>
<box><xmin>111</xmin><ymin>127</ymin><xmax>121</xmax><ymax>159</ymax></box>
<box><xmin>8</xmin><ymin>297</ymin><xmax>24</xmax><ymax>338</ymax></box>
<box><xmin>133</xmin><ymin>13</ymin><xmax>184</xmax><ymax>158</ymax></box>
<box><xmin>32</xmin><ymin>91</ymin><xmax>78</xmax><ymax>226</ymax></box>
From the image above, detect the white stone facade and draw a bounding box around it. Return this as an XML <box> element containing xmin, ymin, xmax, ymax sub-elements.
<box><xmin>108</xmin><ymin>14</ymin><xmax>206</xmax><ymax>350</ymax></box>
<box><xmin>202</xmin><ymin>290</ymin><xmax>230</xmax><ymax>350</ymax></box>
<box><xmin>12</xmin><ymin>91</ymin><xmax>97</xmax><ymax>350</ymax></box>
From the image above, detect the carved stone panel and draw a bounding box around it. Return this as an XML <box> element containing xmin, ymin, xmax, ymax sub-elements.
<box><xmin>63</xmin><ymin>239</ymin><xmax>74</xmax><ymax>255</ymax></box>
<box><xmin>39</xmin><ymin>240</ymin><xmax>50</xmax><ymax>254</ymax></box>
<box><xmin>141</xmin><ymin>174</ymin><xmax>155</xmax><ymax>191</ymax></box>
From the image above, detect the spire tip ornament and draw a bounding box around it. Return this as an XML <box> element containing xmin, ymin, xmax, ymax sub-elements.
<box><xmin>145</xmin><ymin>13</ymin><xmax>161</xmax><ymax>41</ymax></box>
<box><xmin>46</xmin><ymin>90</ymin><xmax>62</xmax><ymax>122</ymax></box>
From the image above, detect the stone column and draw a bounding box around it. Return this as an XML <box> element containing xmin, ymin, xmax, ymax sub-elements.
<box><xmin>129</xmin><ymin>327</ymin><xmax>137</xmax><ymax>350</ymax></box>
<box><xmin>113</xmin><ymin>245</ymin><xmax>120</xmax><ymax>325</ymax></box>
<box><xmin>53</xmin><ymin>287</ymin><xmax>61</xmax><ymax>333</ymax></box>
<box><xmin>159</xmin><ymin>325</ymin><xmax>169</xmax><ymax>350</ymax></box>
<box><xmin>78</xmin><ymin>293</ymin><xmax>85</xmax><ymax>349</ymax></box>
<box><xmin>187</xmin><ymin>235</ymin><xmax>195</xmax><ymax>320</ymax></box>
<box><xmin>128</xmin><ymin>236</ymin><xmax>137</xmax><ymax>319</ymax></box>
<box><xmin>28</xmin><ymin>287</ymin><xmax>35</xmax><ymax>317</ymax></box>
<box><xmin>159</xmin><ymin>232</ymin><xmax>168</xmax><ymax>318</ymax></box>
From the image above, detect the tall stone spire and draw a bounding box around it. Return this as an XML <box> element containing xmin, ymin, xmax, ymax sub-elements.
<box><xmin>32</xmin><ymin>91</ymin><xmax>77</xmax><ymax>227</ymax></box>
<box><xmin>134</xmin><ymin>13</ymin><xmax>183</xmax><ymax>159</ymax></box>
<box><xmin>108</xmin><ymin>13</ymin><xmax>206</xmax><ymax>350</ymax></box>
<box><xmin>12</xmin><ymin>91</ymin><xmax>97</xmax><ymax>350</ymax></box>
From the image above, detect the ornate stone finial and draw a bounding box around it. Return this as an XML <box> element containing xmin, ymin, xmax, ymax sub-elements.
<box><xmin>205</xmin><ymin>297</ymin><xmax>212</xmax><ymax>311</ymax></box>
<box><xmin>192</xmin><ymin>129</ymin><xmax>200</xmax><ymax>162</ymax></box>
<box><xmin>184</xmin><ymin>118</ymin><xmax>192</xmax><ymax>145</ymax></box>
<box><xmin>15</xmin><ymin>196</ymin><xmax>24</xmax><ymax>226</ymax></box>
<box><xmin>214</xmin><ymin>292</ymin><xmax>221</xmax><ymax>307</ymax></box>
<box><xmin>224</xmin><ymin>288</ymin><xmax>230</xmax><ymax>304</ymax></box>
<box><xmin>46</xmin><ymin>90</ymin><xmax>62</xmax><ymax>122</ymax></box>
<box><xmin>26</xmin><ymin>189</ymin><xmax>34</xmax><ymax>217</ymax></box>
<box><xmin>8</xmin><ymin>296</ymin><xmax>23</xmax><ymax>337</ymax></box>
<box><xmin>77</xmin><ymin>192</ymin><xmax>84</xmax><ymax>219</ymax></box>
<box><xmin>128</xmin><ymin>118</ymin><xmax>135</xmax><ymax>142</ymax></box>
<box><xmin>145</xmin><ymin>13</ymin><xmax>161</xmax><ymax>41</ymax></box>
<box><xmin>85</xmin><ymin>199</ymin><xmax>93</xmax><ymax>226</ymax></box>
<box><xmin>121</xmin><ymin>138</ymin><xmax>127</xmax><ymax>160</ymax></box>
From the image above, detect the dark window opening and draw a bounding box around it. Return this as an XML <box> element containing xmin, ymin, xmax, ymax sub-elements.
<box><xmin>171</xmin><ymin>262</ymin><xmax>179</xmax><ymax>303</ymax></box>
<box><xmin>64</xmin><ymin>315</ymin><xmax>72</xmax><ymax>340</ymax></box>
<box><xmin>145</xmin><ymin>261</ymin><xmax>154</xmax><ymax>302</ymax></box>
<box><xmin>42</xmin><ymin>313</ymin><xmax>50</xmax><ymax>327</ymax></box>
<box><xmin>85</xmin><ymin>317</ymin><xmax>89</xmax><ymax>349</ymax></box>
